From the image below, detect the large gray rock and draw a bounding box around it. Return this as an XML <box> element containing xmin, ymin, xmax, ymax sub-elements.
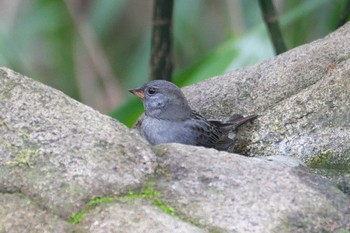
<box><xmin>80</xmin><ymin>199</ymin><xmax>207</xmax><ymax>233</ymax></box>
<box><xmin>0</xmin><ymin>68</ymin><xmax>156</xmax><ymax>218</ymax></box>
<box><xmin>154</xmin><ymin>144</ymin><xmax>350</xmax><ymax>233</ymax></box>
<box><xmin>183</xmin><ymin>23</ymin><xmax>350</xmax><ymax>162</ymax></box>
<box><xmin>247</xmin><ymin>64</ymin><xmax>350</xmax><ymax>159</ymax></box>
<box><xmin>0</xmin><ymin>193</ymin><xmax>74</xmax><ymax>232</ymax></box>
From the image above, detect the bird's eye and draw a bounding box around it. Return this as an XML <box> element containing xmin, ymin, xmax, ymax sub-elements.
<box><xmin>147</xmin><ymin>87</ymin><xmax>156</xmax><ymax>95</ymax></box>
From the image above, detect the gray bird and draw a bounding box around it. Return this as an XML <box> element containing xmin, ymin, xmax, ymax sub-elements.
<box><xmin>129</xmin><ymin>80</ymin><xmax>256</xmax><ymax>150</ymax></box>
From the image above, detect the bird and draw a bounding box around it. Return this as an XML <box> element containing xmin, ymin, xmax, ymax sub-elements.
<box><xmin>129</xmin><ymin>80</ymin><xmax>257</xmax><ymax>151</ymax></box>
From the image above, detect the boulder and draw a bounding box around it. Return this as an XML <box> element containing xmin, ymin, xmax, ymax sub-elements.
<box><xmin>183</xmin><ymin>23</ymin><xmax>350</xmax><ymax>162</ymax></box>
<box><xmin>80</xmin><ymin>199</ymin><xmax>206</xmax><ymax>233</ymax></box>
<box><xmin>0</xmin><ymin>68</ymin><xmax>156</xmax><ymax>219</ymax></box>
<box><xmin>154</xmin><ymin>144</ymin><xmax>350</xmax><ymax>232</ymax></box>
<box><xmin>0</xmin><ymin>193</ymin><xmax>74</xmax><ymax>232</ymax></box>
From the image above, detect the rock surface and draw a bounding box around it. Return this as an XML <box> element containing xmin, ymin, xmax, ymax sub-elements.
<box><xmin>0</xmin><ymin>68</ymin><xmax>156</xmax><ymax>219</ymax></box>
<box><xmin>183</xmin><ymin>23</ymin><xmax>350</xmax><ymax>161</ymax></box>
<box><xmin>1</xmin><ymin>24</ymin><xmax>350</xmax><ymax>233</ymax></box>
<box><xmin>0</xmin><ymin>193</ymin><xmax>74</xmax><ymax>232</ymax></box>
<box><xmin>154</xmin><ymin>144</ymin><xmax>350</xmax><ymax>233</ymax></box>
<box><xmin>80</xmin><ymin>199</ymin><xmax>207</xmax><ymax>233</ymax></box>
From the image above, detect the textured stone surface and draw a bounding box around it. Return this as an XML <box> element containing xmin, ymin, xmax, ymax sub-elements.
<box><xmin>154</xmin><ymin>144</ymin><xmax>350</xmax><ymax>233</ymax></box>
<box><xmin>0</xmin><ymin>193</ymin><xmax>74</xmax><ymax>233</ymax></box>
<box><xmin>80</xmin><ymin>199</ymin><xmax>207</xmax><ymax>233</ymax></box>
<box><xmin>183</xmin><ymin>23</ymin><xmax>350</xmax><ymax>161</ymax></box>
<box><xmin>247</xmin><ymin>64</ymin><xmax>350</xmax><ymax>160</ymax></box>
<box><xmin>0</xmin><ymin>68</ymin><xmax>156</xmax><ymax>218</ymax></box>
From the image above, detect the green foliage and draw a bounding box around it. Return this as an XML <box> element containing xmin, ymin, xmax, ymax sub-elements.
<box><xmin>0</xmin><ymin>0</ymin><xmax>348</xmax><ymax>127</ymax></box>
<box><xmin>110</xmin><ymin>98</ymin><xmax>143</xmax><ymax>128</ymax></box>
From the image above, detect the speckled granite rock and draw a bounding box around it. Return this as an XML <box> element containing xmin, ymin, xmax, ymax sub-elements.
<box><xmin>80</xmin><ymin>199</ymin><xmax>207</xmax><ymax>233</ymax></box>
<box><xmin>0</xmin><ymin>193</ymin><xmax>75</xmax><ymax>232</ymax></box>
<box><xmin>183</xmin><ymin>23</ymin><xmax>350</xmax><ymax>162</ymax></box>
<box><xmin>0</xmin><ymin>68</ymin><xmax>156</xmax><ymax>219</ymax></box>
<box><xmin>154</xmin><ymin>144</ymin><xmax>350</xmax><ymax>233</ymax></box>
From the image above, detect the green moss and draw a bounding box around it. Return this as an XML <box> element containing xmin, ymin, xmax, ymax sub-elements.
<box><xmin>330</xmin><ymin>185</ymin><xmax>345</xmax><ymax>195</ymax></box>
<box><xmin>0</xmin><ymin>119</ymin><xmax>8</xmax><ymax>127</ymax></box>
<box><xmin>71</xmin><ymin>180</ymin><xmax>176</xmax><ymax>224</ymax></box>
<box><xmin>151</xmin><ymin>145</ymin><xmax>169</xmax><ymax>157</ymax></box>
<box><xmin>71</xmin><ymin>211</ymin><xmax>86</xmax><ymax>224</ymax></box>
<box><xmin>150</xmin><ymin>196</ymin><xmax>175</xmax><ymax>216</ymax></box>
<box><xmin>70</xmin><ymin>186</ymin><xmax>206</xmax><ymax>228</ymax></box>
<box><xmin>19</xmin><ymin>130</ymin><xmax>30</xmax><ymax>139</ymax></box>
<box><xmin>71</xmin><ymin>176</ymin><xmax>206</xmax><ymax>228</ymax></box>
<box><xmin>209</xmin><ymin>228</ymin><xmax>228</xmax><ymax>233</ymax></box>
<box><xmin>295</xmin><ymin>219</ymin><xmax>309</xmax><ymax>228</ymax></box>
<box><xmin>155</xmin><ymin>167</ymin><xmax>166</xmax><ymax>175</ymax></box>
<box><xmin>0</xmin><ymin>140</ymin><xmax>38</xmax><ymax>167</ymax></box>
<box><xmin>14</xmin><ymin>148</ymin><xmax>38</xmax><ymax>167</ymax></box>
<box><xmin>306</xmin><ymin>151</ymin><xmax>350</xmax><ymax>172</ymax></box>
<box><xmin>117</xmin><ymin>144</ymin><xmax>127</xmax><ymax>156</ymax></box>
<box><xmin>307</xmin><ymin>152</ymin><xmax>331</xmax><ymax>167</ymax></box>
<box><xmin>0</xmin><ymin>122</ymin><xmax>38</xmax><ymax>168</ymax></box>
<box><xmin>0</xmin><ymin>140</ymin><xmax>14</xmax><ymax>150</ymax></box>
<box><xmin>87</xmin><ymin>196</ymin><xmax>115</xmax><ymax>207</ymax></box>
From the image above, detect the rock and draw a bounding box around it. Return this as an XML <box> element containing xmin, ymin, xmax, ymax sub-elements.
<box><xmin>258</xmin><ymin>155</ymin><xmax>305</xmax><ymax>167</ymax></box>
<box><xmin>183</xmin><ymin>23</ymin><xmax>350</xmax><ymax>161</ymax></box>
<box><xmin>0</xmin><ymin>68</ymin><xmax>157</xmax><ymax>219</ymax></box>
<box><xmin>0</xmin><ymin>193</ymin><xmax>74</xmax><ymax>232</ymax></box>
<box><xmin>246</xmin><ymin>61</ymin><xmax>350</xmax><ymax>160</ymax></box>
<box><xmin>154</xmin><ymin>144</ymin><xmax>350</xmax><ymax>233</ymax></box>
<box><xmin>80</xmin><ymin>199</ymin><xmax>207</xmax><ymax>233</ymax></box>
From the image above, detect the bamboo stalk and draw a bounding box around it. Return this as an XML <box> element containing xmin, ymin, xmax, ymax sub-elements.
<box><xmin>258</xmin><ymin>0</ymin><xmax>287</xmax><ymax>55</ymax></box>
<box><xmin>150</xmin><ymin>0</ymin><xmax>174</xmax><ymax>81</ymax></box>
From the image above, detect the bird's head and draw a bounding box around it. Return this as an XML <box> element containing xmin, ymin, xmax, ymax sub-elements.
<box><xmin>129</xmin><ymin>80</ymin><xmax>192</xmax><ymax>120</ymax></box>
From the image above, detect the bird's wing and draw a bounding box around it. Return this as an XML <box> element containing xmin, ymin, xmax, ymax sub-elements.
<box><xmin>133</xmin><ymin>113</ymin><xmax>145</xmax><ymax>129</ymax></box>
<box><xmin>209</xmin><ymin>114</ymin><xmax>258</xmax><ymax>132</ymax></box>
<box><xmin>189</xmin><ymin>111</ymin><xmax>233</xmax><ymax>149</ymax></box>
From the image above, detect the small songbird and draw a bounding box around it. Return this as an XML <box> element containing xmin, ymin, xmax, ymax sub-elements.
<box><xmin>129</xmin><ymin>80</ymin><xmax>256</xmax><ymax>151</ymax></box>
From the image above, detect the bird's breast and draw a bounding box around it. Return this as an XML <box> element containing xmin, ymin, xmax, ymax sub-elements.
<box><xmin>140</xmin><ymin>117</ymin><xmax>196</xmax><ymax>145</ymax></box>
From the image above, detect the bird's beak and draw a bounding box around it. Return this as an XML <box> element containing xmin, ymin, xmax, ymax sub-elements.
<box><xmin>129</xmin><ymin>88</ymin><xmax>145</xmax><ymax>99</ymax></box>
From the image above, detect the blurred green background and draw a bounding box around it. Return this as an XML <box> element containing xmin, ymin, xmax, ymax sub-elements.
<box><xmin>0</xmin><ymin>0</ymin><xmax>348</xmax><ymax>127</ymax></box>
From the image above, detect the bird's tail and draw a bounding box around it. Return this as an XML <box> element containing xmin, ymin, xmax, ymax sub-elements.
<box><xmin>228</xmin><ymin>114</ymin><xmax>258</xmax><ymax>130</ymax></box>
